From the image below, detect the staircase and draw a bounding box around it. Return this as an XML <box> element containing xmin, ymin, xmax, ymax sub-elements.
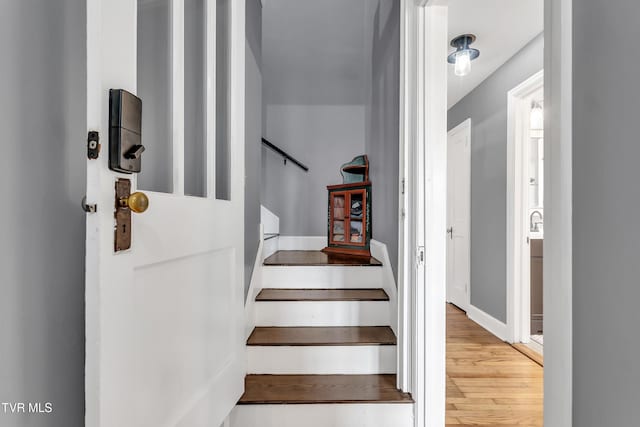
<box><xmin>230</xmin><ymin>249</ymin><xmax>414</xmax><ymax>427</ymax></box>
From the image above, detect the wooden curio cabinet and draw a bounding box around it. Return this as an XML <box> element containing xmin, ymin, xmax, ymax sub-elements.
<box><xmin>323</xmin><ymin>181</ymin><xmax>372</xmax><ymax>257</ymax></box>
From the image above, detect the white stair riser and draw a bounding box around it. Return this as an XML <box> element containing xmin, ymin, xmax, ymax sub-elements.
<box><xmin>247</xmin><ymin>345</ymin><xmax>396</xmax><ymax>375</ymax></box>
<box><xmin>230</xmin><ymin>404</ymin><xmax>413</xmax><ymax>427</ymax></box>
<box><xmin>262</xmin><ymin>266</ymin><xmax>383</xmax><ymax>289</ymax></box>
<box><xmin>255</xmin><ymin>301</ymin><xmax>390</xmax><ymax>327</ymax></box>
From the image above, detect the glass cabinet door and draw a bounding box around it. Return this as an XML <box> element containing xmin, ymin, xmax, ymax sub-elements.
<box><xmin>330</xmin><ymin>192</ymin><xmax>346</xmax><ymax>243</ymax></box>
<box><xmin>348</xmin><ymin>190</ymin><xmax>365</xmax><ymax>245</ymax></box>
<box><xmin>330</xmin><ymin>189</ymin><xmax>368</xmax><ymax>247</ymax></box>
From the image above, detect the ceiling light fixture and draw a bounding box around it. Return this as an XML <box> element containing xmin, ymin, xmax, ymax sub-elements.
<box><xmin>447</xmin><ymin>34</ymin><xmax>480</xmax><ymax>77</ymax></box>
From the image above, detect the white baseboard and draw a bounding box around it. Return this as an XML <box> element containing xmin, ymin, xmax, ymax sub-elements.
<box><xmin>260</xmin><ymin>206</ymin><xmax>280</xmax><ymax>235</ymax></box>
<box><xmin>245</xmin><ymin>227</ymin><xmax>265</xmax><ymax>339</ymax></box>
<box><xmin>263</xmin><ymin>237</ymin><xmax>279</xmax><ymax>260</ymax></box>
<box><xmin>467</xmin><ymin>304</ymin><xmax>509</xmax><ymax>342</ymax></box>
<box><xmin>277</xmin><ymin>236</ymin><xmax>325</xmax><ymax>251</ymax></box>
<box><xmin>370</xmin><ymin>240</ymin><xmax>398</xmax><ymax>336</ymax></box>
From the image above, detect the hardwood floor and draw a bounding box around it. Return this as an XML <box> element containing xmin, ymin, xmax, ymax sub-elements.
<box><xmin>248</xmin><ymin>326</ymin><xmax>397</xmax><ymax>346</ymax></box>
<box><xmin>263</xmin><ymin>250</ymin><xmax>382</xmax><ymax>266</ymax></box>
<box><xmin>446</xmin><ymin>304</ymin><xmax>543</xmax><ymax>426</ymax></box>
<box><xmin>238</xmin><ymin>374</ymin><xmax>412</xmax><ymax>404</ymax></box>
<box><xmin>256</xmin><ymin>288</ymin><xmax>389</xmax><ymax>301</ymax></box>
<box><xmin>512</xmin><ymin>343</ymin><xmax>544</xmax><ymax>367</ymax></box>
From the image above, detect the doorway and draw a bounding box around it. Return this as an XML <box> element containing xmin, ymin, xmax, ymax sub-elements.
<box><xmin>507</xmin><ymin>70</ymin><xmax>544</xmax><ymax>353</ymax></box>
<box><xmin>417</xmin><ymin>0</ymin><xmax>573</xmax><ymax>424</ymax></box>
<box><xmin>443</xmin><ymin>1</ymin><xmax>546</xmax><ymax>424</ymax></box>
<box><xmin>446</xmin><ymin>119</ymin><xmax>471</xmax><ymax>312</ymax></box>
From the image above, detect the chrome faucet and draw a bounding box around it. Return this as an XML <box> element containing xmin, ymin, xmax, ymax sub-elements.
<box><xmin>530</xmin><ymin>210</ymin><xmax>543</xmax><ymax>233</ymax></box>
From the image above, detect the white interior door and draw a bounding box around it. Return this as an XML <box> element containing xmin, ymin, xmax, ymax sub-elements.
<box><xmin>446</xmin><ymin>119</ymin><xmax>471</xmax><ymax>311</ymax></box>
<box><xmin>85</xmin><ymin>1</ymin><xmax>245</xmax><ymax>426</ymax></box>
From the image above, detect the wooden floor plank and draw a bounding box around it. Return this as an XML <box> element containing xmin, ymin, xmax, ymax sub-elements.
<box><xmin>256</xmin><ymin>288</ymin><xmax>389</xmax><ymax>302</ymax></box>
<box><xmin>238</xmin><ymin>374</ymin><xmax>413</xmax><ymax>404</ymax></box>
<box><xmin>263</xmin><ymin>250</ymin><xmax>382</xmax><ymax>266</ymax></box>
<box><xmin>247</xmin><ymin>326</ymin><xmax>396</xmax><ymax>346</ymax></box>
<box><xmin>447</xmin><ymin>304</ymin><xmax>543</xmax><ymax>426</ymax></box>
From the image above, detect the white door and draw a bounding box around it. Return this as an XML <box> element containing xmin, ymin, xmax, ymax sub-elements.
<box><xmin>446</xmin><ymin>119</ymin><xmax>471</xmax><ymax>311</ymax></box>
<box><xmin>85</xmin><ymin>1</ymin><xmax>245</xmax><ymax>426</ymax></box>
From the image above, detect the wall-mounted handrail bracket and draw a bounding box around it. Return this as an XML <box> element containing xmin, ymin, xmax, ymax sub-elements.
<box><xmin>261</xmin><ymin>138</ymin><xmax>309</xmax><ymax>172</ymax></box>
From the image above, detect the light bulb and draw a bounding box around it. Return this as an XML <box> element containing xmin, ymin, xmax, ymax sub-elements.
<box><xmin>531</xmin><ymin>105</ymin><xmax>544</xmax><ymax>130</ymax></box>
<box><xmin>454</xmin><ymin>51</ymin><xmax>471</xmax><ymax>77</ymax></box>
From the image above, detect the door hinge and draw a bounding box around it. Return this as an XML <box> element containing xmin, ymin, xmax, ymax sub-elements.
<box><xmin>416</xmin><ymin>246</ymin><xmax>425</xmax><ymax>266</ymax></box>
<box><xmin>401</xmin><ymin>178</ymin><xmax>405</xmax><ymax>195</ymax></box>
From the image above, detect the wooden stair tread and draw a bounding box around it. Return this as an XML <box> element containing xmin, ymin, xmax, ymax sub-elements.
<box><xmin>238</xmin><ymin>374</ymin><xmax>413</xmax><ymax>404</ymax></box>
<box><xmin>247</xmin><ymin>326</ymin><xmax>396</xmax><ymax>346</ymax></box>
<box><xmin>256</xmin><ymin>288</ymin><xmax>389</xmax><ymax>302</ymax></box>
<box><xmin>263</xmin><ymin>250</ymin><xmax>382</xmax><ymax>266</ymax></box>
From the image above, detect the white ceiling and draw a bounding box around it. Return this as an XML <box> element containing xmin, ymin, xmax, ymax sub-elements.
<box><xmin>447</xmin><ymin>0</ymin><xmax>544</xmax><ymax>108</ymax></box>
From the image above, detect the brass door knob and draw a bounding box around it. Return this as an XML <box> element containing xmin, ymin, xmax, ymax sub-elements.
<box><xmin>119</xmin><ymin>191</ymin><xmax>149</xmax><ymax>213</ymax></box>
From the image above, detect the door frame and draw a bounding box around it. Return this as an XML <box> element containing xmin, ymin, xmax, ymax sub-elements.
<box><xmin>411</xmin><ymin>0</ymin><xmax>574</xmax><ymax>426</ymax></box>
<box><xmin>506</xmin><ymin>70</ymin><xmax>543</xmax><ymax>345</ymax></box>
<box><xmin>446</xmin><ymin>118</ymin><xmax>471</xmax><ymax>312</ymax></box>
<box><xmin>396</xmin><ymin>0</ymin><xmax>412</xmax><ymax>394</ymax></box>
<box><xmin>398</xmin><ymin>1</ymin><xmax>448</xmax><ymax>426</ymax></box>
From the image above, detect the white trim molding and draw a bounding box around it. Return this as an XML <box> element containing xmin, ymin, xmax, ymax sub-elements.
<box><xmin>370</xmin><ymin>240</ymin><xmax>399</xmax><ymax>337</ymax></box>
<box><xmin>467</xmin><ymin>305</ymin><xmax>509</xmax><ymax>342</ymax></box>
<box><xmin>277</xmin><ymin>236</ymin><xmax>325</xmax><ymax>251</ymax></box>
<box><xmin>412</xmin><ymin>4</ymin><xmax>448</xmax><ymax>427</ymax></box>
<box><xmin>244</xmin><ymin>225</ymin><xmax>265</xmax><ymax>340</ymax></box>
<box><xmin>448</xmin><ymin>117</ymin><xmax>471</xmax><ymax>136</ymax></box>
<box><xmin>506</xmin><ymin>69</ymin><xmax>544</xmax><ymax>344</ymax></box>
<box><xmin>397</xmin><ymin>0</ymin><xmax>414</xmax><ymax>395</ymax></box>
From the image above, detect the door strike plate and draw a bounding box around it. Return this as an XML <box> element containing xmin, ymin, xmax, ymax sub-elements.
<box><xmin>114</xmin><ymin>178</ymin><xmax>132</xmax><ymax>252</ymax></box>
<box><xmin>87</xmin><ymin>131</ymin><xmax>100</xmax><ymax>159</ymax></box>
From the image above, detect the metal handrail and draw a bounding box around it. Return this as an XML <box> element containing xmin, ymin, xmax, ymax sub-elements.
<box><xmin>261</xmin><ymin>138</ymin><xmax>309</xmax><ymax>172</ymax></box>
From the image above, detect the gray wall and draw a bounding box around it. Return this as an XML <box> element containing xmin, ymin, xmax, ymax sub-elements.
<box><xmin>262</xmin><ymin>105</ymin><xmax>366</xmax><ymax>235</ymax></box>
<box><xmin>448</xmin><ymin>33</ymin><xmax>543</xmax><ymax>322</ymax></box>
<box><xmin>0</xmin><ymin>1</ymin><xmax>86</xmax><ymax>426</ymax></box>
<box><xmin>245</xmin><ymin>0</ymin><xmax>262</xmax><ymax>296</ymax></box>
<box><xmin>366</xmin><ymin>0</ymin><xmax>400</xmax><ymax>276</ymax></box>
<box><xmin>261</xmin><ymin>0</ymin><xmax>370</xmax><ymax>237</ymax></box>
<box><xmin>572</xmin><ymin>1</ymin><xmax>640</xmax><ymax>424</ymax></box>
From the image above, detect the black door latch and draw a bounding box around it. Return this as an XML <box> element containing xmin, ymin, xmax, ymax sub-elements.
<box><xmin>87</xmin><ymin>131</ymin><xmax>100</xmax><ymax>159</ymax></box>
